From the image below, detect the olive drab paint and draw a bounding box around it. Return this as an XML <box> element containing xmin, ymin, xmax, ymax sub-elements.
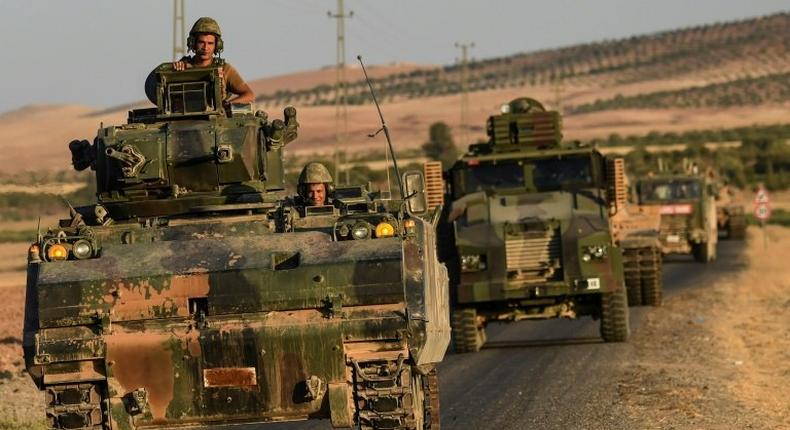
<box><xmin>25</xmin><ymin>62</ymin><xmax>449</xmax><ymax>429</ymax></box>
<box><xmin>634</xmin><ymin>171</ymin><xmax>719</xmax><ymax>262</ymax></box>
<box><xmin>437</xmin><ymin>97</ymin><xmax>630</xmax><ymax>353</ymax></box>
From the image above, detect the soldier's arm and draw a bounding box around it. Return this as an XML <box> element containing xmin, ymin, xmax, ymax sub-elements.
<box><xmin>227</xmin><ymin>82</ymin><xmax>255</xmax><ymax>104</ymax></box>
<box><xmin>225</xmin><ymin>64</ymin><xmax>255</xmax><ymax>104</ymax></box>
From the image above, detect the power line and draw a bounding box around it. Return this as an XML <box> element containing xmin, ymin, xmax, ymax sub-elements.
<box><xmin>172</xmin><ymin>0</ymin><xmax>186</xmax><ymax>61</ymax></box>
<box><xmin>328</xmin><ymin>0</ymin><xmax>353</xmax><ymax>185</ymax></box>
<box><xmin>455</xmin><ymin>42</ymin><xmax>475</xmax><ymax>147</ymax></box>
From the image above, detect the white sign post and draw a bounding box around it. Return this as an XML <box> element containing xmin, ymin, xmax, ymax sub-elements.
<box><xmin>753</xmin><ymin>186</ymin><xmax>771</xmax><ymax>249</ymax></box>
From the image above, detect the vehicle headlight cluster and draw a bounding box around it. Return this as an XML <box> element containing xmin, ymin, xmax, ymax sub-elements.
<box><xmin>336</xmin><ymin>219</ymin><xmax>398</xmax><ymax>241</ymax></box>
<box><xmin>581</xmin><ymin>245</ymin><xmax>607</xmax><ymax>262</ymax></box>
<box><xmin>32</xmin><ymin>237</ymin><xmax>98</xmax><ymax>262</ymax></box>
<box><xmin>461</xmin><ymin>254</ymin><xmax>486</xmax><ymax>272</ymax></box>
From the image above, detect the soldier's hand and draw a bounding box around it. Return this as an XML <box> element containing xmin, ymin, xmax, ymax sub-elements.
<box><xmin>172</xmin><ymin>61</ymin><xmax>189</xmax><ymax>71</ymax></box>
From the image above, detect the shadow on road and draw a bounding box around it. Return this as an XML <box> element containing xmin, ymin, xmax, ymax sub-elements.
<box><xmin>481</xmin><ymin>336</ymin><xmax>603</xmax><ymax>349</ymax></box>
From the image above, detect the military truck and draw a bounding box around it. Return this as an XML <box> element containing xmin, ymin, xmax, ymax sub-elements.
<box><xmin>715</xmin><ymin>183</ymin><xmax>747</xmax><ymax>240</ymax></box>
<box><xmin>440</xmin><ymin>97</ymin><xmax>629</xmax><ymax>353</ymax></box>
<box><xmin>634</xmin><ymin>171</ymin><xmax>718</xmax><ymax>262</ymax></box>
<box><xmin>23</xmin><ymin>62</ymin><xmax>449</xmax><ymax>430</ymax></box>
<box><xmin>608</xmin><ymin>162</ymin><xmax>663</xmax><ymax>307</ymax></box>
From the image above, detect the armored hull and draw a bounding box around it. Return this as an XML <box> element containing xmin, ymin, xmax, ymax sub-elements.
<box><xmin>440</xmin><ymin>98</ymin><xmax>629</xmax><ymax>353</ymax></box>
<box><xmin>24</xmin><ymin>62</ymin><xmax>449</xmax><ymax>429</ymax></box>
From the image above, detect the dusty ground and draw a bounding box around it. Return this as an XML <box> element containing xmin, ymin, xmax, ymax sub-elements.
<box><xmin>0</xmin><ymin>227</ymin><xmax>787</xmax><ymax>429</ymax></box>
<box><xmin>617</xmin><ymin>225</ymin><xmax>790</xmax><ymax>429</ymax></box>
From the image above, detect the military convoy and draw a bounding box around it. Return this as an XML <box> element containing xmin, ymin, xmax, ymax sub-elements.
<box><xmin>24</xmin><ymin>62</ymin><xmax>449</xmax><ymax>429</ymax></box>
<box><xmin>21</xmin><ymin>38</ymin><xmax>717</xmax><ymax>424</ymax></box>
<box><xmin>633</xmin><ymin>169</ymin><xmax>719</xmax><ymax>262</ymax></box>
<box><xmin>438</xmin><ymin>97</ymin><xmax>630</xmax><ymax>353</ymax></box>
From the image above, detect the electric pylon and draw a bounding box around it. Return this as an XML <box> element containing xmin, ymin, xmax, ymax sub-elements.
<box><xmin>328</xmin><ymin>0</ymin><xmax>353</xmax><ymax>184</ymax></box>
<box><xmin>172</xmin><ymin>0</ymin><xmax>186</xmax><ymax>61</ymax></box>
<box><xmin>455</xmin><ymin>42</ymin><xmax>475</xmax><ymax>147</ymax></box>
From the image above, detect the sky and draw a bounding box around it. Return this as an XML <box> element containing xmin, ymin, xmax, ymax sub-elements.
<box><xmin>1</xmin><ymin>0</ymin><xmax>788</xmax><ymax>113</ymax></box>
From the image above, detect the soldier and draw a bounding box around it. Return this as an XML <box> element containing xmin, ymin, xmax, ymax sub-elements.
<box><xmin>297</xmin><ymin>162</ymin><xmax>334</xmax><ymax>207</ymax></box>
<box><xmin>145</xmin><ymin>17</ymin><xmax>254</xmax><ymax>104</ymax></box>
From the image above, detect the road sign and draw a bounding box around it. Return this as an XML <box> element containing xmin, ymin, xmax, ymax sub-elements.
<box><xmin>754</xmin><ymin>203</ymin><xmax>772</xmax><ymax>221</ymax></box>
<box><xmin>754</xmin><ymin>187</ymin><xmax>770</xmax><ymax>205</ymax></box>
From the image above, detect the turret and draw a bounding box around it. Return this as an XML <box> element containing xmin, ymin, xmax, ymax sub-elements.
<box><xmin>468</xmin><ymin>97</ymin><xmax>563</xmax><ymax>155</ymax></box>
<box><xmin>68</xmin><ymin>63</ymin><xmax>298</xmax><ymax>222</ymax></box>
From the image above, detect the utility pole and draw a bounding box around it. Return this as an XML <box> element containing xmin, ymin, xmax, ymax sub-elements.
<box><xmin>172</xmin><ymin>0</ymin><xmax>186</xmax><ymax>61</ymax></box>
<box><xmin>328</xmin><ymin>0</ymin><xmax>353</xmax><ymax>185</ymax></box>
<box><xmin>455</xmin><ymin>42</ymin><xmax>474</xmax><ymax>147</ymax></box>
<box><xmin>552</xmin><ymin>76</ymin><xmax>564</xmax><ymax>114</ymax></box>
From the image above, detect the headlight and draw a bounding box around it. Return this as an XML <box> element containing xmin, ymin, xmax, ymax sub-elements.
<box><xmin>72</xmin><ymin>239</ymin><xmax>93</xmax><ymax>259</ymax></box>
<box><xmin>582</xmin><ymin>245</ymin><xmax>607</xmax><ymax>261</ymax></box>
<box><xmin>46</xmin><ymin>243</ymin><xmax>69</xmax><ymax>261</ymax></box>
<box><xmin>352</xmin><ymin>223</ymin><xmax>371</xmax><ymax>240</ymax></box>
<box><xmin>461</xmin><ymin>254</ymin><xmax>486</xmax><ymax>272</ymax></box>
<box><xmin>375</xmin><ymin>222</ymin><xmax>395</xmax><ymax>238</ymax></box>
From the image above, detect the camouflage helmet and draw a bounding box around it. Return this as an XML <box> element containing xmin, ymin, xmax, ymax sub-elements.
<box><xmin>187</xmin><ymin>17</ymin><xmax>224</xmax><ymax>54</ymax></box>
<box><xmin>298</xmin><ymin>162</ymin><xmax>334</xmax><ymax>197</ymax></box>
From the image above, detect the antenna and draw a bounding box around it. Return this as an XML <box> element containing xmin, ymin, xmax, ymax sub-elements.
<box><xmin>455</xmin><ymin>42</ymin><xmax>475</xmax><ymax>147</ymax></box>
<box><xmin>328</xmin><ymin>0</ymin><xmax>354</xmax><ymax>185</ymax></box>
<box><xmin>357</xmin><ymin>55</ymin><xmax>404</xmax><ymax>199</ymax></box>
<box><xmin>172</xmin><ymin>0</ymin><xmax>186</xmax><ymax>61</ymax></box>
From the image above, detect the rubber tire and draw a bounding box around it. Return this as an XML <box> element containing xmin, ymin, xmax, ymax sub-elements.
<box><xmin>626</xmin><ymin>280</ymin><xmax>643</xmax><ymax>307</ymax></box>
<box><xmin>641</xmin><ymin>247</ymin><xmax>663</xmax><ymax>307</ymax></box>
<box><xmin>728</xmin><ymin>215</ymin><xmax>747</xmax><ymax>240</ymax></box>
<box><xmin>623</xmin><ymin>248</ymin><xmax>643</xmax><ymax>307</ymax></box>
<box><xmin>451</xmin><ymin>308</ymin><xmax>486</xmax><ymax>353</ymax></box>
<box><xmin>692</xmin><ymin>241</ymin><xmax>715</xmax><ymax>263</ymax></box>
<box><xmin>600</xmin><ymin>287</ymin><xmax>630</xmax><ymax>342</ymax></box>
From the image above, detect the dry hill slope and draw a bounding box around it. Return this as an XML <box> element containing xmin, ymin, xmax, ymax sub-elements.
<box><xmin>0</xmin><ymin>12</ymin><xmax>787</xmax><ymax>174</ymax></box>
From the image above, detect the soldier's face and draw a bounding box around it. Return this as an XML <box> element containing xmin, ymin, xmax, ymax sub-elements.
<box><xmin>194</xmin><ymin>34</ymin><xmax>216</xmax><ymax>61</ymax></box>
<box><xmin>307</xmin><ymin>183</ymin><xmax>327</xmax><ymax>206</ymax></box>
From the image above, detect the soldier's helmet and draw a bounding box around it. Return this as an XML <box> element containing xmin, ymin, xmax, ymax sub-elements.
<box><xmin>297</xmin><ymin>162</ymin><xmax>334</xmax><ymax>198</ymax></box>
<box><xmin>509</xmin><ymin>97</ymin><xmax>546</xmax><ymax>114</ymax></box>
<box><xmin>188</xmin><ymin>17</ymin><xmax>224</xmax><ymax>54</ymax></box>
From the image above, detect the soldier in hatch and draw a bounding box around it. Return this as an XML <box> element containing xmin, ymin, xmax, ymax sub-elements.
<box><xmin>297</xmin><ymin>162</ymin><xmax>334</xmax><ymax>207</ymax></box>
<box><xmin>145</xmin><ymin>17</ymin><xmax>255</xmax><ymax>104</ymax></box>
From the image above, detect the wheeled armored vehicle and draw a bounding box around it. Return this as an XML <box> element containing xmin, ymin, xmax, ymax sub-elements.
<box><xmin>438</xmin><ymin>97</ymin><xmax>629</xmax><ymax>353</ymax></box>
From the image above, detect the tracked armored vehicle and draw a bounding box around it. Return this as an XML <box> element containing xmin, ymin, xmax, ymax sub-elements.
<box><xmin>24</xmin><ymin>63</ymin><xmax>449</xmax><ymax>429</ymax></box>
<box><xmin>634</xmin><ymin>171</ymin><xmax>718</xmax><ymax>262</ymax></box>
<box><xmin>440</xmin><ymin>97</ymin><xmax>629</xmax><ymax>353</ymax></box>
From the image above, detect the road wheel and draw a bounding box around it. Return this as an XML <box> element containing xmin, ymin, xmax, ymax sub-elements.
<box><xmin>641</xmin><ymin>246</ymin><xmax>663</xmax><ymax>306</ymax></box>
<box><xmin>451</xmin><ymin>308</ymin><xmax>486</xmax><ymax>353</ymax></box>
<box><xmin>600</xmin><ymin>287</ymin><xmax>630</xmax><ymax>342</ymax></box>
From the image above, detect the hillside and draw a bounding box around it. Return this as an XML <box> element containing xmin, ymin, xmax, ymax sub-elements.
<box><xmin>0</xmin><ymin>12</ymin><xmax>788</xmax><ymax>175</ymax></box>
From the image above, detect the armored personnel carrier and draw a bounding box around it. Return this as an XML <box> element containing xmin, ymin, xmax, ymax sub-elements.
<box><xmin>23</xmin><ymin>63</ymin><xmax>449</xmax><ymax>429</ymax></box>
<box><xmin>439</xmin><ymin>97</ymin><xmax>629</xmax><ymax>353</ymax></box>
<box><xmin>634</xmin><ymin>170</ymin><xmax>718</xmax><ymax>262</ymax></box>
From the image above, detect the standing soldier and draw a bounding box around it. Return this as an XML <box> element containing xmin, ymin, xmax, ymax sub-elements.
<box><xmin>145</xmin><ymin>17</ymin><xmax>254</xmax><ymax>104</ymax></box>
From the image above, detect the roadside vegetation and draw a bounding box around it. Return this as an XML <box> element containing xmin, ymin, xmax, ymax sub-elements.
<box><xmin>569</xmin><ymin>72</ymin><xmax>790</xmax><ymax>113</ymax></box>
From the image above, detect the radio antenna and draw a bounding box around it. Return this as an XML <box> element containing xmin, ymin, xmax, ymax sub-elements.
<box><xmin>357</xmin><ymin>55</ymin><xmax>404</xmax><ymax>199</ymax></box>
